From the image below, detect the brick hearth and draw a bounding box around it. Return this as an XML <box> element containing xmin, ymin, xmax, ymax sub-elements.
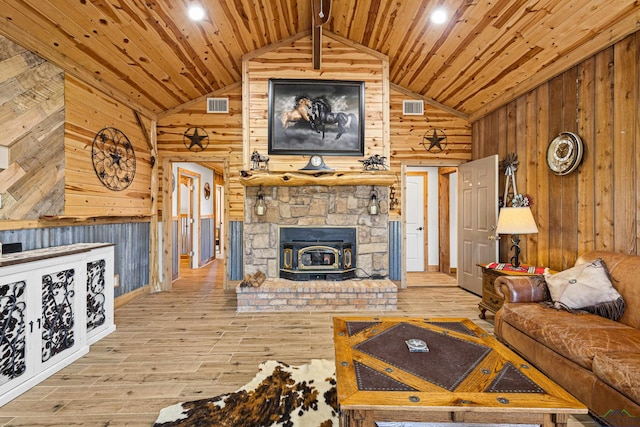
<box><xmin>236</xmin><ymin>279</ymin><xmax>397</xmax><ymax>312</ymax></box>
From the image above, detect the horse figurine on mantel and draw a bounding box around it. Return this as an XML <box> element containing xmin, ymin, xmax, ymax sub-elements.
<box><xmin>279</xmin><ymin>95</ymin><xmax>313</xmax><ymax>129</ymax></box>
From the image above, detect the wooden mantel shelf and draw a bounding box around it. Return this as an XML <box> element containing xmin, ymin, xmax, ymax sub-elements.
<box><xmin>239</xmin><ymin>170</ymin><xmax>396</xmax><ymax>187</ymax></box>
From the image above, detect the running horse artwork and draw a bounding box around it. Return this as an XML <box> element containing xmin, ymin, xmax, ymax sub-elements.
<box><xmin>310</xmin><ymin>96</ymin><xmax>358</xmax><ymax>140</ymax></box>
<box><xmin>279</xmin><ymin>95</ymin><xmax>313</xmax><ymax>130</ymax></box>
<box><xmin>268</xmin><ymin>79</ymin><xmax>364</xmax><ymax>156</ymax></box>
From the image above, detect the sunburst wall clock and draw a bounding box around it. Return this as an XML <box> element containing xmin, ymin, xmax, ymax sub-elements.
<box><xmin>183</xmin><ymin>127</ymin><xmax>209</xmax><ymax>152</ymax></box>
<box><xmin>92</xmin><ymin>127</ymin><xmax>136</xmax><ymax>191</ymax></box>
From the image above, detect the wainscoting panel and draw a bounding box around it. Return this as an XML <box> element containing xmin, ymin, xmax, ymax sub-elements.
<box><xmin>172</xmin><ymin>220</ymin><xmax>179</xmax><ymax>280</ymax></box>
<box><xmin>200</xmin><ymin>218</ymin><xmax>215</xmax><ymax>265</ymax></box>
<box><xmin>0</xmin><ymin>222</ymin><xmax>150</xmax><ymax>298</ymax></box>
<box><xmin>229</xmin><ymin>221</ymin><xmax>243</xmax><ymax>281</ymax></box>
<box><xmin>389</xmin><ymin>221</ymin><xmax>402</xmax><ymax>281</ymax></box>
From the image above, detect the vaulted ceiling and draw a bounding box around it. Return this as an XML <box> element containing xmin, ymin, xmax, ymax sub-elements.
<box><xmin>1</xmin><ymin>0</ymin><xmax>639</xmax><ymax>121</ymax></box>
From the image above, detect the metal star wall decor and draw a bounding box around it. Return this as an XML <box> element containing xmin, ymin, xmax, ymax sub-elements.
<box><xmin>183</xmin><ymin>127</ymin><xmax>209</xmax><ymax>152</ymax></box>
<box><xmin>421</xmin><ymin>129</ymin><xmax>447</xmax><ymax>153</ymax></box>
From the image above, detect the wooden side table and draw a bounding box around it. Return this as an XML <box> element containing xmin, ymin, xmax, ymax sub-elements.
<box><xmin>477</xmin><ymin>264</ymin><xmax>546</xmax><ymax>319</ymax></box>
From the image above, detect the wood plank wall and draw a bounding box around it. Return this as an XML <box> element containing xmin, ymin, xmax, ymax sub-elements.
<box><xmin>388</xmin><ymin>88</ymin><xmax>472</xmax><ymax>219</ymax></box>
<box><xmin>0</xmin><ymin>35</ymin><xmax>65</xmax><ymax>220</ymax></box>
<box><xmin>244</xmin><ymin>32</ymin><xmax>390</xmax><ymax>171</ymax></box>
<box><xmin>156</xmin><ymin>85</ymin><xmax>244</xmax><ymax>220</ymax></box>
<box><xmin>472</xmin><ymin>32</ymin><xmax>640</xmax><ymax>271</ymax></box>
<box><xmin>64</xmin><ymin>76</ymin><xmax>152</xmax><ymax>217</ymax></box>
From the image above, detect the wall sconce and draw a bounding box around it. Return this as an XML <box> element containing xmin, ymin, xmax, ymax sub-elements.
<box><xmin>255</xmin><ymin>186</ymin><xmax>266</xmax><ymax>216</ymax></box>
<box><xmin>368</xmin><ymin>189</ymin><xmax>380</xmax><ymax>215</ymax></box>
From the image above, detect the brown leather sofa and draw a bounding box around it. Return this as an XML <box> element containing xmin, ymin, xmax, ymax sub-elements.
<box><xmin>494</xmin><ymin>251</ymin><xmax>640</xmax><ymax>423</ymax></box>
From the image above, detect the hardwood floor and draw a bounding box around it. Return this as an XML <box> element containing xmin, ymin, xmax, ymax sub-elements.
<box><xmin>0</xmin><ymin>261</ymin><xmax>598</xmax><ymax>426</ymax></box>
<box><xmin>406</xmin><ymin>271</ymin><xmax>457</xmax><ymax>287</ymax></box>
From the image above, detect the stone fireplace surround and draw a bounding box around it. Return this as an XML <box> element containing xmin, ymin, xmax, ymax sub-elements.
<box><xmin>243</xmin><ymin>184</ymin><xmax>390</xmax><ymax>280</ymax></box>
<box><xmin>238</xmin><ymin>173</ymin><xmax>397</xmax><ymax>312</ymax></box>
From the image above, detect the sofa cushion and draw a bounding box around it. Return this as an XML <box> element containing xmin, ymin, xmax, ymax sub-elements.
<box><xmin>592</xmin><ymin>352</ymin><xmax>640</xmax><ymax>404</ymax></box>
<box><xmin>577</xmin><ymin>251</ymin><xmax>640</xmax><ymax>330</ymax></box>
<box><xmin>499</xmin><ymin>303</ymin><xmax>640</xmax><ymax>369</ymax></box>
<box><xmin>544</xmin><ymin>258</ymin><xmax>625</xmax><ymax>320</ymax></box>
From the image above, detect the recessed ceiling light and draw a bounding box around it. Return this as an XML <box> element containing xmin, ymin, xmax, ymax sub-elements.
<box><xmin>187</xmin><ymin>4</ymin><xmax>206</xmax><ymax>21</ymax></box>
<box><xmin>430</xmin><ymin>8</ymin><xmax>448</xmax><ymax>25</ymax></box>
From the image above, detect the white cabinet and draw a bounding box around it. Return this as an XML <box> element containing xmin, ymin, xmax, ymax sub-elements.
<box><xmin>0</xmin><ymin>244</ymin><xmax>115</xmax><ymax>406</ymax></box>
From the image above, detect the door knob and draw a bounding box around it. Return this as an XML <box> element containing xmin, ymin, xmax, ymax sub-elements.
<box><xmin>417</xmin><ymin>227</ymin><xmax>423</xmax><ymax>231</ymax></box>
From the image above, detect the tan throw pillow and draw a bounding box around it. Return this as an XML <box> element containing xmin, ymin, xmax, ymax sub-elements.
<box><xmin>544</xmin><ymin>258</ymin><xmax>625</xmax><ymax>320</ymax></box>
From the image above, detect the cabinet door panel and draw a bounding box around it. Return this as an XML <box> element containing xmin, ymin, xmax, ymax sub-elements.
<box><xmin>0</xmin><ymin>273</ymin><xmax>32</xmax><ymax>395</ymax></box>
<box><xmin>86</xmin><ymin>247</ymin><xmax>115</xmax><ymax>344</ymax></box>
<box><xmin>38</xmin><ymin>261</ymin><xmax>85</xmax><ymax>370</ymax></box>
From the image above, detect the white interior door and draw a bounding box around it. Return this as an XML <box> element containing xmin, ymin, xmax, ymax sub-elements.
<box><xmin>457</xmin><ymin>155</ymin><xmax>499</xmax><ymax>295</ymax></box>
<box><xmin>406</xmin><ymin>173</ymin><xmax>426</xmax><ymax>272</ymax></box>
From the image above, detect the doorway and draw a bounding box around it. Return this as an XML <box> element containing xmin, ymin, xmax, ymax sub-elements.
<box><xmin>164</xmin><ymin>159</ymin><xmax>226</xmax><ymax>287</ymax></box>
<box><xmin>178</xmin><ymin>170</ymin><xmax>200</xmax><ymax>270</ymax></box>
<box><xmin>402</xmin><ymin>163</ymin><xmax>461</xmax><ymax>288</ymax></box>
<box><xmin>406</xmin><ymin>172</ymin><xmax>427</xmax><ymax>272</ymax></box>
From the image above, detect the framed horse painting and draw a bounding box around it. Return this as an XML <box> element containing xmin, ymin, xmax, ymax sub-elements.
<box><xmin>267</xmin><ymin>79</ymin><xmax>365</xmax><ymax>156</ymax></box>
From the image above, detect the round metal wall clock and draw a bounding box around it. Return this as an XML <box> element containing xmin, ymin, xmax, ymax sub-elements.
<box><xmin>92</xmin><ymin>127</ymin><xmax>136</xmax><ymax>191</ymax></box>
<box><xmin>546</xmin><ymin>131</ymin><xmax>583</xmax><ymax>175</ymax></box>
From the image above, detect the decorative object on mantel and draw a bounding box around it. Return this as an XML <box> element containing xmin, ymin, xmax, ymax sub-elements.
<box><xmin>368</xmin><ymin>188</ymin><xmax>380</xmax><ymax>215</ymax></box>
<box><xmin>300</xmin><ymin>154</ymin><xmax>333</xmax><ymax>171</ymax></box>
<box><xmin>250</xmin><ymin>150</ymin><xmax>269</xmax><ymax>170</ymax></box>
<box><xmin>546</xmin><ymin>131</ymin><xmax>584</xmax><ymax>175</ymax></box>
<box><xmin>91</xmin><ymin>127</ymin><xmax>136</xmax><ymax>191</ymax></box>
<box><xmin>183</xmin><ymin>127</ymin><xmax>209</xmax><ymax>152</ymax></box>
<box><xmin>255</xmin><ymin>186</ymin><xmax>267</xmax><ymax>216</ymax></box>
<box><xmin>239</xmin><ymin>171</ymin><xmax>396</xmax><ymax>187</ymax></box>
<box><xmin>239</xmin><ymin>270</ymin><xmax>266</xmax><ymax>287</ymax></box>
<box><xmin>420</xmin><ymin>128</ymin><xmax>447</xmax><ymax>153</ymax></box>
<box><xmin>359</xmin><ymin>154</ymin><xmax>388</xmax><ymax>170</ymax></box>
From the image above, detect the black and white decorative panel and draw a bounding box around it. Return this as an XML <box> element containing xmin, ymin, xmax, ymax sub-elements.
<box><xmin>41</xmin><ymin>269</ymin><xmax>75</xmax><ymax>362</ymax></box>
<box><xmin>0</xmin><ymin>281</ymin><xmax>27</xmax><ymax>385</ymax></box>
<box><xmin>86</xmin><ymin>260</ymin><xmax>106</xmax><ymax>331</ymax></box>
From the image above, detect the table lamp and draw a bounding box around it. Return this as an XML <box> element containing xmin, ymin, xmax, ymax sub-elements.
<box><xmin>496</xmin><ymin>207</ymin><xmax>538</xmax><ymax>268</ymax></box>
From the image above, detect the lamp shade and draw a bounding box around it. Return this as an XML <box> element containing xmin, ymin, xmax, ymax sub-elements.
<box><xmin>496</xmin><ymin>207</ymin><xmax>538</xmax><ymax>234</ymax></box>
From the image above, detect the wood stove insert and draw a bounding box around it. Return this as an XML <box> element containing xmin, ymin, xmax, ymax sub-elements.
<box><xmin>279</xmin><ymin>227</ymin><xmax>356</xmax><ymax>281</ymax></box>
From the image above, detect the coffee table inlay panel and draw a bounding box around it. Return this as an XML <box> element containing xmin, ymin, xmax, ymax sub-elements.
<box><xmin>333</xmin><ymin>317</ymin><xmax>587</xmax><ymax>427</ymax></box>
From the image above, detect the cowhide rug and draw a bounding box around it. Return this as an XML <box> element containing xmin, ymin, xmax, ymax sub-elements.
<box><xmin>153</xmin><ymin>359</ymin><xmax>338</xmax><ymax>427</ymax></box>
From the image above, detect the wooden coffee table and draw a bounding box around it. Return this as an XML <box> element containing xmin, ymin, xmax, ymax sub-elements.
<box><xmin>333</xmin><ymin>317</ymin><xmax>587</xmax><ymax>427</ymax></box>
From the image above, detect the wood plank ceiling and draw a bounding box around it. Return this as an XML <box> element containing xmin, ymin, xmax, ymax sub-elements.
<box><xmin>1</xmin><ymin>0</ymin><xmax>639</xmax><ymax>120</ymax></box>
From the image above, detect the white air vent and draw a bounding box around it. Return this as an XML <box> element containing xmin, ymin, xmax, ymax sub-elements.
<box><xmin>403</xmin><ymin>100</ymin><xmax>424</xmax><ymax>115</ymax></box>
<box><xmin>207</xmin><ymin>97</ymin><xmax>229</xmax><ymax>113</ymax></box>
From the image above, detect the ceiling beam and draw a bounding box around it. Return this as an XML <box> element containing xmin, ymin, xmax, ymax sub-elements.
<box><xmin>311</xmin><ymin>0</ymin><xmax>331</xmax><ymax>70</ymax></box>
<box><xmin>313</xmin><ymin>25</ymin><xmax>322</xmax><ymax>70</ymax></box>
